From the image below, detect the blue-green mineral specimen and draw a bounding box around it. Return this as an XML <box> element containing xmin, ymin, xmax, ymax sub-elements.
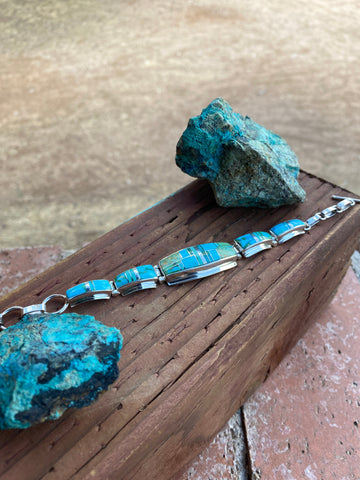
<box><xmin>176</xmin><ymin>98</ymin><xmax>306</xmax><ymax>208</ymax></box>
<box><xmin>0</xmin><ymin>312</ymin><xmax>122</xmax><ymax>430</ymax></box>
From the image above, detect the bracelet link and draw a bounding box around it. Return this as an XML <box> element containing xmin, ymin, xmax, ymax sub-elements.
<box><xmin>113</xmin><ymin>265</ymin><xmax>159</xmax><ymax>296</ymax></box>
<box><xmin>336</xmin><ymin>198</ymin><xmax>355</xmax><ymax>212</ymax></box>
<box><xmin>305</xmin><ymin>212</ymin><xmax>322</xmax><ymax>230</ymax></box>
<box><xmin>234</xmin><ymin>231</ymin><xmax>276</xmax><ymax>258</ymax></box>
<box><xmin>66</xmin><ymin>280</ymin><xmax>113</xmax><ymax>307</ymax></box>
<box><xmin>319</xmin><ymin>205</ymin><xmax>338</xmax><ymax>220</ymax></box>
<box><xmin>0</xmin><ymin>306</ymin><xmax>24</xmax><ymax>329</ymax></box>
<box><xmin>0</xmin><ymin>293</ymin><xmax>69</xmax><ymax>327</ymax></box>
<box><xmin>159</xmin><ymin>242</ymin><xmax>238</xmax><ymax>285</ymax></box>
<box><xmin>269</xmin><ymin>219</ymin><xmax>307</xmax><ymax>244</ymax></box>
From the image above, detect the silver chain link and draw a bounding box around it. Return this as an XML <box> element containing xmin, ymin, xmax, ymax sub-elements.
<box><xmin>305</xmin><ymin>197</ymin><xmax>357</xmax><ymax>231</ymax></box>
<box><xmin>0</xmin><ymin>294</ymin><xmax>69</xmax><ymax>330</ymax></box>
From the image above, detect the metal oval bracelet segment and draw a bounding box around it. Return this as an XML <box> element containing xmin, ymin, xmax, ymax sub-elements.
<box><xmin>0</xmin><ymin>195</ymin><xmax>358</xmax><ymax>329</ymax></box>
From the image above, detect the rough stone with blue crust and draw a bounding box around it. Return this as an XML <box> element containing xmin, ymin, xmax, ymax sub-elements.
<box><xmin>176</xmin><ymin>98</ymin><xmax>306</xmax><ymax>208</ymax></box>
<box><xmin>0</xmin><ymin>312</ymin><xmax>122</xmax><ymax>430</ymax></box>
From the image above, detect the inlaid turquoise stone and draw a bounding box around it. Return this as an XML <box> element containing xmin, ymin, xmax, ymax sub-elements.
<box><xmin>66</xmin><ymin>279</ymin><xmax>112</xmax><ymax>301</ymax></box>
<box><xmin>114</xmin><ymin>265</ymin><xmax>157</xmax><ymax>289</ymax></box>
<box><xmin>159</xmin><ymin>242</ymin><xmax>237</xmax><ymax>276</ymax></box>
<box><xmin>270</xmin><ymin>219</ymin><xmax>306</xmax><ymax>238</ymax></box>
<box><xmin>235</xmin><ymin>231</ymin><xmax>273</xmax><ymax>250</ymax></box>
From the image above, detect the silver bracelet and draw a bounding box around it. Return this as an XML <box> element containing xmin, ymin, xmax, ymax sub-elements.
<box><xmin>1</xmin><ymin>195</ymin><xmax>358</xmax><ymax>330</ymax></box>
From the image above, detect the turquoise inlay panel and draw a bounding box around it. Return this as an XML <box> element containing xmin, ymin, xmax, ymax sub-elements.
<box><xmin>159</xmin><ymin>242</ymin><xmax>237</xmax><ymax>276</ymax></box>
<box><xmin>66</xmin><ymin>279</ymin><xmax>112</xmax><ymax>300</ymax></box>
<box><xmin>270</xmin><ymin>219</ymin><xmax>306</xmax><ymax>237</ymax></box>
<box><xmin>114</xmin><ymin>265</ymin><xmax>157</xmax><ymax>289</ymax></box>
<box><xmin>66</xmin><ymin>284</ymin><xmax>86</xmax><ymax>300</ymax></box>
<box><xmin>235</xmin><ymin>231</ymin><xmax>273</xmax><ymax>250</ymax></box>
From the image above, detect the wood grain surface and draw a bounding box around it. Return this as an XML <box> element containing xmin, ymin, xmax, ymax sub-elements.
<box><xmin>0</xmin><ymin>172</ymin><xmax>359</xmax><ymax>480</ymax></box>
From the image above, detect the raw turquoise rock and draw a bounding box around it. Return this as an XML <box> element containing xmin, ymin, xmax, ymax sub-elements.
<box><xmin>0</xmin><ymin>312</ymin><xmax>122</xmax><ymax>430</ymax></box>
<box><xmin>176</xmin><ymin>98</ymin><xmax>306</xmax><ymax>208</ymax></box>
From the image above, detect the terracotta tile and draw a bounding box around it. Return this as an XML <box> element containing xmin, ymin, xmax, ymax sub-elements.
<box><xmin>0</xmin><ymin>246</ymin><xmax>63</xmax><ymax>297</ymax></box>
<box><xmin>243</xmin><ymin>268</ymin><xmax>360</xmax><ymax>479</ymax></box>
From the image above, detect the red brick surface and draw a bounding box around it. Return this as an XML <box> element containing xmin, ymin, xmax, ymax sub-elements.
<box><xmin>0</xmin><ymin>246</ymin><xmax>63</xmax><ymax>297</ymax></box>
<box><xmin>243</xmin><ymin>267</ymin><xmax>360</xmax><ymax>479</ymax></box>
<box><xmin>181</xmin><ymin>268</ymin><xmax>360</xmax><ymax>479</ymax></box>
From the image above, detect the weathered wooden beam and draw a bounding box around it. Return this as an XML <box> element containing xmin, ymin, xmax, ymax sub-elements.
<box><xmin>0</xmin><ymin>171</ymin><xmax>359</xmax><ymax>480</ymax></box>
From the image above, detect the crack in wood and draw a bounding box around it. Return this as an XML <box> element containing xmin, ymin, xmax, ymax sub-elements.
<box><xmin>306</xmin><ymin>287</ymin><xmax>315</xmax><ymax>304</ymax></box>
<box><xmin>204</xmin><ymin>312</ymin><xmax>222</xmax><ymax>332</ymax></box>
<box><xmin>277</xmin><ymin>249</ymin><xmax>291</xmax><ymax>262</ymax></box>
<box><xmin>239</xmin><ymin>407</ymin><xmax>253</xmax><ymax>480</ymax></box>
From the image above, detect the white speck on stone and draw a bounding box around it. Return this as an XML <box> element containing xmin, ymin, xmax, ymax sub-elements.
<box><xmin>351</xmin><ymin>250</ymin><xmax>360</xmax><ymax>280</ymax></box>
<box><xmin>304</xmin><ymin>464</ymin><xmax>318</xmax><ymax>479</ymax></box>
<box><xmin>273</xmin><ymin>463</ymin><xmax>297</xmax><ymax>480</ymax></box>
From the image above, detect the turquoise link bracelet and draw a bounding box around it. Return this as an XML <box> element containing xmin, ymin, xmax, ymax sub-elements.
<box><xmin>0</xmin><ymin>195</ymin><xmax>359</xmax><ymax>328</ymax></box>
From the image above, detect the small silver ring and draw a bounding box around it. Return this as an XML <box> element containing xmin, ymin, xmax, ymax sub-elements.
<box><xmin>42</xmin><ymin>294</ymin><xmax>69</xmax><ymax>314</ymax></box>
<box><xmin>0</xmin><ymin>306</ymin><xmax>24</xmax><ymax>325</ymax></box>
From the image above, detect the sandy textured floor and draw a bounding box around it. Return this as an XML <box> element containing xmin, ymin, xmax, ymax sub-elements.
<box><xmin>0</xmin><ymin>0</ymin><xmax>359</xmax><ymax>249</ymax></box>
